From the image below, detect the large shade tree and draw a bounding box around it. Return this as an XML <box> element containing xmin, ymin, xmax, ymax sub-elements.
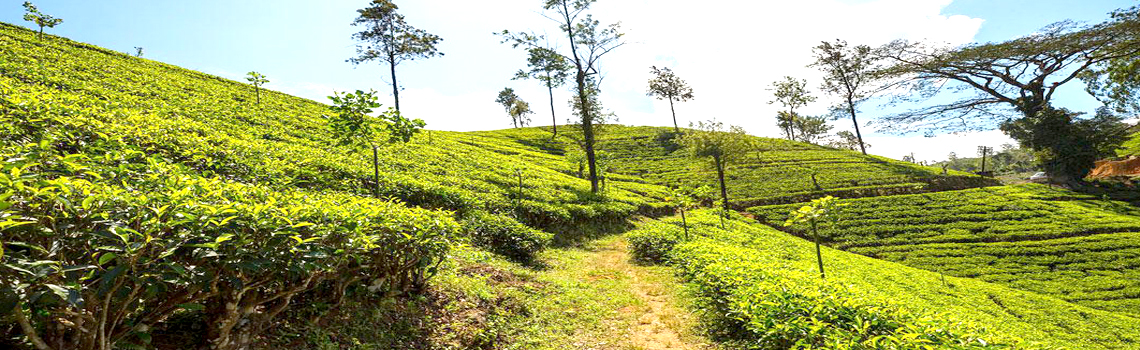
<box><xmin>811</xmin><ymin>40</ymin><xmax>878</xmax><ymax>155</ymax></box>
<box><xmin>647</xmin><ymin>66</ymin><xmax>695</xmax><ymax>133</ymax></box>
<box><xmin>500</xmin><ymin>0</ymin><xmax>626</xmax><ymax>193</ymax></box>
<box><xmin>349</xmin><ymin>0</ymin><xmax>443</xmax><ymax>112</ymax></box>
<box><xmin>876</xmin><ymin>8</ymin><xmax>1140</xmax><ymax>181</ymax></box>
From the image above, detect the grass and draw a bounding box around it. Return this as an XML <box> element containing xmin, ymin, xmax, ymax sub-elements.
<box><xmin>628</xmin><ymin>210</ymin><xmax>1140</xmax><ymax>349</ymax></box>
<box><xmin>750</xmin><ymin>184</ymin><xmax>1140</xmax><ymax>316</ymax></box>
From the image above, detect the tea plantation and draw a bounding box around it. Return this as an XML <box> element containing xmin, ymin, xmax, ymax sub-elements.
<box><xmin>750</xmin><ymin>184</ymin><xmax>1140</xmax><ymax>316</ymax></box>
<box><xmin>472</xmin><ymin>126</ymin><xmax>999</xmax><ymax>206</ymax></box>
<box><xmin>4</xmin><ymin>18</ymin><xmax>1140</xmax><ymax>350</ymax></box>
<box><xmin>626</xmin><ymin>210</ymin><xmax>1140</xmax><ymax>349</ymax></box>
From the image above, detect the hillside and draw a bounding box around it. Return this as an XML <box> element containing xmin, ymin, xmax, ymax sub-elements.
<box><xmin>472</xmin><ymin>126</ymin><xmax>999</xmax><ymax>206</ymax></box>
<box><xmin>5</xmin><ymin>20</ymin><xmax>1140</xmax><ymax>350</ymax></box>
<box><xmin>750</xmin><ymin>184</ymin><xmax>1140</xmax><ymax>316</ymax></box>
<box><xmin>626</xmin><ymin>210</ymin><xmax>1140</xmax><ymax>349</ymax></box>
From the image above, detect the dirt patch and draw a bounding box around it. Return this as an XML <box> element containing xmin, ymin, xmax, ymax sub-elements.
<box><xmin>592</xmin><ymin>239</ymin><xmax>709</xmax><ymax>350</ymax></box>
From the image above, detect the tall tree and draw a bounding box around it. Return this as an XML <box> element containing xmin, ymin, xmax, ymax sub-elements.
<box><xmin>876</xmin><ymin>10</ymin><xmax>1140</xmax><ymax>181</ymax></box>
<box><xmin>349</xmin><ymin>0</ymin><xmax>443</xmax><ymax>112</ymax></box>
<box><xmin>496</xmin><ymin>88</ymin><xmax>533</xmax><ymax>128</ymax></box>
<box><xmin>500</xmin><ymin>0</ymin><xmax>626</xmax><ymax>193</ymax></box>
<box><xmin>245</xmin><ymin>71</ymin><xmax>269</xmax><ymax>106</ymax></box>
<box><xmin>327</xmin><ymin>90</ymin><xmax>425</xmax><ymax>198</ymax></box>
<box><xmin>768</xmin><ymin>76</ymin><xmax>816</xmax><ymax>140</ymax></box>
<box><xmin>22</xmin><ymin>2</ymin><xmax>62</xmax><ymax>41</ymax></box>
<box><xmin>680</xmin><ymin>120</ymin><xmax>751</xmax><ymax>213</ymax></box>
<box><xmin>647</xmin><ymin>66</ymin><xmax>695</xmax><ymax>133</ymax></box>
<box><xmin>811</xmin><ymin>40</ymin><xmax>878</xmax><ymax>155</ymax></box>
<box><xmin>513</xmin><ymin>46</ymin><xmax>572</xmax><ymax>137</ymax></box>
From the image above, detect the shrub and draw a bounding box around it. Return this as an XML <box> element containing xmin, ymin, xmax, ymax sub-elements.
<box><xmin>0</xmin><ymin>135</ymin><xmax>458</xmax><ymax>350</ymax></box>
<box><xmin>462</xmin><ymin>211</ymin><xmax>552</xmax><ymax>262</ymax></box>
<box><xmin>626</xmin><ymin>222</ymin><xmax>684</xmax><ymax>263</ymax></box>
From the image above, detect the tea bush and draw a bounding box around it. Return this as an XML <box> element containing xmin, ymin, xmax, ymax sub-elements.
<box><xmin>461</xmin><ymin>211</ymin><xmax>552</xmax><ymax>262</ymax></box>
<box><xmin>750</xmin><ymin>184</ymin><xmax>1140</xmax><ymax>315</ymax></box>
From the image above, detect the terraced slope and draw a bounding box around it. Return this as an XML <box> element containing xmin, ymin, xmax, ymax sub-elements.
<box><xmin>627</xmin><ymin>211</ymin><xmax>1140</xmax><ymax>349</ymax></box>
<box><xmin>472</xmin><ymin>126</ymin><xmax>999</xmax><ymax>206</ymax></box>
<box><xmin>0</xmin><ymin>22</ymin><xmax>670</xmax><ymax>237</ymax></box>
<box><xmin>750</xmin><ymin>184</ymin><xmax>1140</xmax><ymax>316</ymax></box>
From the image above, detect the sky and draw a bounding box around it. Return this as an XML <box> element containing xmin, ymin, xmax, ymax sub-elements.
<box><xmin>3</xmin><ymin>0</ymin><xmax>1135</xmax><ymax>162</ymax></box>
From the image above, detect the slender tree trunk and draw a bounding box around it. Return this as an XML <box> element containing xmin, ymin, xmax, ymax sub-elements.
<box><xmin>811</xmin><ymin>220</ymin><xmax>825</xmax><ymax>279</ymax></box>
<box><xmin>847</xmin><ymin>99</ymin><xmax>866</xmax><ymax>155</ymax></box>
<box><xmin>372</xmin><ymin>145</ymin><xmax>380</xmax><ymax>198</ymax></box>
<box><xmin>559</xmin><ymin>0</ymin><xmax>599</xmax><ymax>193</ymax></box>
<box><xmin>715</xmin><ymin>155</ymin><xmax>729</xmax><ymax>212</ymax></box>
<box><xmin>547</xmin><ymin>74</ymin><xmax>558</xmax><ymax>138</ymax></box>
<box><xmin>680</xmin><ymin>208</ymin><xmax>689</xmax><ymax>240</ymax></box>
<box><xmin>668</xmin><ymin>97</ymin><xmax>679</xmax><ymax>133</ymax></box>
<box><xmin>389</xmin><ymin>55</ymin><xmax>400</xmax><ymax>112</ymax></box>
<box><xmin>255</xmin><ymin>86</ymin><xmax>261</xmax><ymax>106</ymax></box>
<box><xmin>38</xmin><ymin>26</ymin><xmax>44</xmax><ymax>41</ymax></box>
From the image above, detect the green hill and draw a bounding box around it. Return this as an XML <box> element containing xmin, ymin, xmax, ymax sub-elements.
<box><xmin>4</xmin><ymin>20</ymin><xmax>1140</xmax><ymax>350</ymax></box>
<box><xmin>750</xmin><ymin>184</ymin><xmax>1140</xmax><ymax>316</ymax></box>
<box><xmin>626</xmin><ymin>210</ymin><xmax>1140</xmax><ymax>349</ymax></box>
<box><xmin>472</xmin><ymin>126</ymin><xmax>999</xmax><ymax>206</ymax></box>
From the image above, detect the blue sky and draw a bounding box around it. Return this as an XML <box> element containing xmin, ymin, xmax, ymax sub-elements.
<box><xmin>3</xmin><ymin>0</ymin><xmax>1135</xmax><ymax>161</ymax></box>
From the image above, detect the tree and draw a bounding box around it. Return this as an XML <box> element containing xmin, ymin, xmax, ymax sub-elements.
<box><xmin>811</xmin><ymin>40</ymin><xmax>878</xmax><ymax>155</ymax></box>
<box><xmin>22</xmin><ymin>2</ymin><xmax>62</xmax><ymax>41</ymax></box>
<box><xmin>1082</xmin><ymin>6</ymin><xmax>1140</xmax><ymax>114</ymax></box>
<box><xmin>501</xmin><ymin>0</ymin><xmax>625</xmax><ymax>193</ymax></box>
<box><xmin>327</xmin><ymin>90</ymin><xmax>425</xmax><ymax>198</ymax></box>
<box><xmin>784</xmin><ymin>196</ymin><xmax>845</xmax><ymax>279</ymax></box>
<box><xmin>769</xmin><ymin>76</ymin><xmax>816</xmax><ymax>140</ymax></box>
<box><xmin>1001</xmin><ymin>107</ymin><xmax>1129</xmax><ymax>180</ymax></box>
<box><xmin>876</xmin><ymin>11</ymin><xmax>1140</xmax><ymax>181</ymax></box>
<box><xmin>667</xmin><ymin>186</ymin><xmax>710</xmax><ymax>240</ymax></box>
<box><xmin>513</xmin><ymin>46</ymin><xmax>572</xmax><ymax>137</ymax></box>
<box><xmin>349</xmin><ymin>0</ymin><xmax>443</xmax><ymax>112</ymax></box>
<box><xmin>133</xmin><ymin>47</ymin><xmax>144</xmax><ymax>57</ymax></box>
<box><xmin>647</xmin><ymin>66</ymin><xmax>695</xmax><ymax>133</ymax></box>
<box><xmin>827</xmin><ymin>131</ymin><xmax>868</xmax><ymax>151</ymax></box>
<box><xmin>794</xmin><ymin>115</ymin><xmax>832</xmax><ymax>144</ymax></box>
<box><xmin>496</xmin><ymin>88</ymin><xmax>533</xmax><ymax>128</ymax></box>
<box><xmin>246</xmin><ymin>71</ymin><xmax>269</xmax><ymax>106</ymax></box>
<box><xmin>680</xmin><ymin>120</ymin><xmax>751</xmax><ymax>213</ymax></box>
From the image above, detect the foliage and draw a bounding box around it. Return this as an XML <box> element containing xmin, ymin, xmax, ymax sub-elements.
<box><xmin>826</xmin><ymin>130</ymin><xmax>868</xmax><ymax>152</ymax></box>
<box><xmin>245</xmin><ymin>71</ymin><xmax>268</xmax><ymax>105</ymax></box>
<box><xmin>811</xmin><ymin>40</ymin><xmax>877</xmax><ymax>155</ymax></box>
<box><xmin>679</xmin><ymin>120</ymin><xmax>751</xmax><ymax>211</ymax></box>
<box><xmin>646</xmin><ymin>66</ymin><xmax>695</xmax><ymax>133</ymax></box>
<box><xmin>476</xmin><ymin>126</ymin><xmax>996</xmax><ymax>206</ymax></box>
<box><xmin>768</xmin><ymin>76</ymin><xmax>816</xmax><ymax>141</ymax></box>
<box><xmin>512</xmin><ymin>46</ymin><xmax>572</xmax><ymax>136</ymax></box>
<box><xmin>875</xmin><ymin>7</ymin><xmax>1140</xmax><ymax>134</ymax></box>
<box><xmin>133</xmin><ymin>46</ymin><xmax>143</xmax><ymax>57</ymax></box>
<box><xmin>792</xmin><ymin>114</ymin><xmax>831</xmax><ymax>144</ymax></box>
<box><xmin>461</xmin><ymin>211</ymin><xmax>552</xmax><ymax>263</ymax></box>
<box><xmin>21</xmin><ymin>2</ymin><xmax>62</xmax><ymax>41</ymax></box>
<box><xmin>348</xmin><ymin>0</ymin><xmax>443</xmax><ymax>111</ymax></box>
<box><xmin>1000</xmin><ymin>106</ymin><xmax>1129</xmax><ymax>181</ymax></box>
<box><xmin>500</xmin><ymin>0</ymin><xmax>627</xmax><ymax>193</ymax></box>
<box><xmin>625</xmin><ymin>211</ymin><xmax>1122</xmax><ymax>350</ymax></box>
<box><xmin>1081</xmin><ymin>6</ymin><xmax>1140</xmax><ymax>114</ymax></box>
<box><xmin>751</xmin><ymin>184</ymin><xmax>1140</xmax><ymax>316</ymax></box>
<box><xmin>626</xmin><ymin>220</ymin><xmax>684</xmax><ymax>264</ymax></box>
<box><xmin>496</xmin><ymin>87</ymin><xmax>534</xmax><ymax>128</ymax></box>
<box><xmin>934</xmin><ymin>143</ymin><xmax>1037</xmax><ymax>175</ymax></box>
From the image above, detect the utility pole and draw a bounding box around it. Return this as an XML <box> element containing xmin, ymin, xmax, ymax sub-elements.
<box><xmin>977</xmin><ymin>146</ymin><xmax>993</xmax><ymax>174</ymax></box>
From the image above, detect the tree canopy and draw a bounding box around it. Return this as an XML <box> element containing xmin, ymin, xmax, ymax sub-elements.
<box><xmin>22</xmin><ymin>2</ymin><xmax>62</xmax><ymax>41</ymax></box>
<box><xmin>769</xmin><ymin>76</ymin><xmax>816</xmax><ymax>141</ymax></box>
<box><xmin>349</xmin><ymin>0</ymin><xmax>443</xmax><ymax>112</ymax></box>
<box><xmin>647</xmin><ymin>66</ymin><xmax>695</xmax><ymax>133</ymax></box>
<box><xmin>811</xmin><ymin>40</ymin><xmax>878</xmax><ymax>154</ymax></box>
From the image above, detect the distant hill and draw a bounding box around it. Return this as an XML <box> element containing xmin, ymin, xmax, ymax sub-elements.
<box><xmin>473</xmin><ymin>126</ymin><xmax>1000</xmax><ymax>206</ymax></box>
<box><xmin>751</xmin><ymin>184</ymin><xmax>1140</xmax><ymax>317</ymax></box>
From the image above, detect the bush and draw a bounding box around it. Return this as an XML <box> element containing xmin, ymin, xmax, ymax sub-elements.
<box><xmin>462</xmin><ymin>211</ymin><xmax>552</xmax><ymax>262</ymax></box>
<box><xmin>626</xmin><ymin>221</ymin><xmax>684</xmax><ymax>263</ymax></box>
<box><xmin>0</xmin><ymin>136</ymin><xmax>459</xmax><ymax>350</ymax></box>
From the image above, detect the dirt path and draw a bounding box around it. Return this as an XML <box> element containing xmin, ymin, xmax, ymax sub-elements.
<box><xmin>590</xmin><ymin>238</ymin><xmax>710</xmax><ymax>350</ymax></box>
